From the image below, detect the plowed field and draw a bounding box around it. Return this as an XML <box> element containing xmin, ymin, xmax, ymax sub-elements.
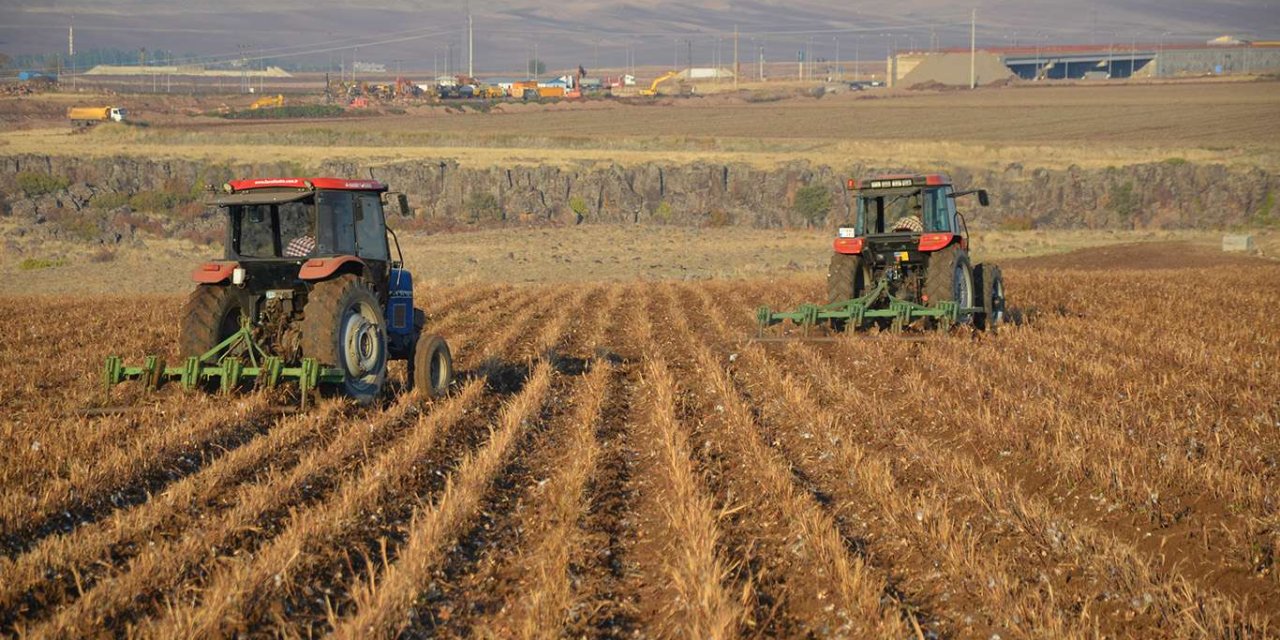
<box><xmin>1</xmin><ymin>246</ymin><xmax>1278</xmax><ymax>638</ymax></box>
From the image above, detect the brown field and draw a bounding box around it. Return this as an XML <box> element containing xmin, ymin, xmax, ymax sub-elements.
<box><xmin>1</xmin><ymin>242</ymin><xmax>1278</xmax><ymax>637</ymax></box>
<box><xmin>4</xmin><ymin>80</ymin><xmax>1278</xmax><ymax>169</ymax></box>
<box><xmin>5</xmin><ymin>222</ymin><xmax>1269</xmax><ymax>296</ymax></box>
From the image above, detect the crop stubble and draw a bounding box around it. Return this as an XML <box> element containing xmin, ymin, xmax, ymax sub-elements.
<box><xmin>0</xmin><ymin>248</ymin><xmax>1277</xmax><ymax>637</ymax></box>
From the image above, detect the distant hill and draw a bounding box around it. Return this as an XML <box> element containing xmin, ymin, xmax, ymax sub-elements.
<box><xmin>5</xmin><ymin>0</ymin><xmax>1276</xmax><ymax>72</ymax></box>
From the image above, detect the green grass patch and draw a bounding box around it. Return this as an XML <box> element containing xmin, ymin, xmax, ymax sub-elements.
<box><xmin>16</xmin><ymin>172</ymin><xmax>70</xmax><ymax>197</ymax></box>
<box><xmin>18</xmin><ymin>257</ymin><xmax>68</xmax><ymax>271</ymax></box>
<box><xmin>223</xmin><ymin>105</ymin><xmax>347</xmax><ymax>120</ymax></box>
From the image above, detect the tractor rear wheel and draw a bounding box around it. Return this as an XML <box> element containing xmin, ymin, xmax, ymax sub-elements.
<box><xmin>179</xmin><ymin>285</ymin><xmax>246</xmax><ymax>358</ymax></box>
<box><xmin>924</xmin><ymin>245</ymin><xmax>975</xmax><ymax>325</ymax></box>
<box><xmin>975</xmin><ymin>264</ymin><xmax>1006</xmax><ymax>332</ymax></box>
<box><xmin>826</xmin><ymin>252</ymin><xmax>872</xmax><ymax>331</ymax></box>
<box><xmin>302</xmin><ymin>275</ymin><xmax>387</xmax><ymax>405</ymax></box>
<box><xmin>411</xmin><ymin>333</ymin><xmax>453</xmax><ymax>398</ymax></box>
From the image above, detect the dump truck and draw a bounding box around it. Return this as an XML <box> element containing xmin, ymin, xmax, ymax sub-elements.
<box><xmin>104</xmin><ymin>177</ymin><xmax>454</xmax><ymax>406</ymax></box>
<box><xmin>757</xmin><ymin>173</ymin><xmax>1006</xmax><ymax>336</ymax></box>
<box><xmin>68</xmin><ymin>106</ymin><xmax>127</xmax><ymax>127</ymax></box>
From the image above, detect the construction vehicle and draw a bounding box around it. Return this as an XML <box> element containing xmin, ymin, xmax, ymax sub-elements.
<box><xmin>757</xmin><ymin>173</ymin><xmax>1006</xmax><ymax>336</ymax></box>
<box><xmin>640</xmin><ymin>71</ymin><xmax>679</xmax><ymax>96</ymax></box>
<box><xmin>104</xmin><ymin>177</ymin><xmax>453</xmax><ymax>406</ymax></box>
<box><xmin>249</xmin><ymin>94</ymin><xmax>285</xmax><ymax>110</ymax></box>
<box><xmin>67</xmin><ymin>106</ymin><xmax>127</xmax><ymax>127</ymax></box>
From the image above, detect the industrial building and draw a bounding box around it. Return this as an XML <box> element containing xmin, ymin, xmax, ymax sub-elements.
<box><xmin>887</xmin><ymin>38</ymin><xmax>1280</xmax><ymax>88</ymax></box>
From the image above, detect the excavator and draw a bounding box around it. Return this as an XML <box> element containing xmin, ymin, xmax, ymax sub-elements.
<box><xmin>249</xmin><ymin>94</ymin><xmax>285</xmax><ymax>110</ymax></box>
<box><xmin>640</xmin><ymin>71</ymin><xmax>679</xmax><ymax>96</ymax></box>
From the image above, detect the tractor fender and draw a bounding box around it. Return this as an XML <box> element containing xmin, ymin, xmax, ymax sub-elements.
<box><xmin>298</xmin><ymin>256</ymin><xmax>366</xmax><ymax>281</ymax></box>
<box><xmin>192</xmin><ymin>261</ymin><xmax>239</xmax><ymax>284</ymax></box>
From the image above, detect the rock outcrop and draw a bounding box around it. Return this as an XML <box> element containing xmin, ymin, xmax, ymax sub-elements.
<box><xmin>1</xmin><ymin>154</ymin><xmax>1274</xmax><ymax>232</ymax></box>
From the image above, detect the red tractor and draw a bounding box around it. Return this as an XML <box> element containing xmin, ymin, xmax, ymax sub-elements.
<box><xmin>759</xmin><ymin>173</ymin><xmax>1006</xmax><ymax>334</ymax></box>
<box><xmin>105</xmin><ymin>177</ymin><xmax>452</xmax><ymax>405</ymax></box>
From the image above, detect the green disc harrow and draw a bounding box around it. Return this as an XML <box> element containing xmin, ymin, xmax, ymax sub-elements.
<box><xmin>103</xmin><ymin>321</ymin><xmax>344</xmax><ymax>406</ymax></box>
<box><xmin>755</xmin><ymin>279</ymin><xmax>982</xmax><ymax>337</ymax></box>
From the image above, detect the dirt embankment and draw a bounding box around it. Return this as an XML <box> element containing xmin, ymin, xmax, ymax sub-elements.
<box><xmin>0</xmin><ymin>154</ymin><xmax>1275</xmax><ymax>240</ymax></box>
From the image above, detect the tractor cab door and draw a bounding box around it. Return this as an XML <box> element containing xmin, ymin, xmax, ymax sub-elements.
<box><xmin>924</xmin><ymin>186</ymin><xmax>959</xmax><ymax>235</ymax></box>
<box><xmin>314</xmin><ymin>189</ymin><xmax>393</xmax><ymax>294</ymax></box>
<box><xmin>355</xmin><ymin>191</ymin><xmax>392</xmax><ymax>291</ymax></box>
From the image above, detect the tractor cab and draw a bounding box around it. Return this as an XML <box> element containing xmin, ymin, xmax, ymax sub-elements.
<box><xmin>836</xmin><ymin>174</ymin><xmax>988</xmax><ymax>259</ymax></box>
<box><xmin>208</xmin><ymin>178</ymin><xmax>397</xmax><ymax>292</ymax></box>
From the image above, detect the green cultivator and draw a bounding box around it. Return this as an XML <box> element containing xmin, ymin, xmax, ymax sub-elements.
<box><xmin>756</xmin><ymin>278</ymin><xmax>984</xmax><ymax>337</ymax></box>
<box><xmin>104</xmin><ymin>320</ymin><xmax>344</xmax><ymax>406</ymax></box>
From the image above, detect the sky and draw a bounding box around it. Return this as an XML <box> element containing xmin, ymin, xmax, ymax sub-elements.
<box><xmin>4</xmin><ymin>0</ymin><xmax>1278</xmax><ymax>73</ymax></box>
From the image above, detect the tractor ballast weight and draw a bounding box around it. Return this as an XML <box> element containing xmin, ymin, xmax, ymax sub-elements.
<box><xmin>758</xmin><ymin>173</ymin><xmax>1006</xmax><ymax>336</ymax></box>
<box><xmin>104</xmin><ymin>177</ymin><xmax>453</xmax><ymax>406</ymax></box>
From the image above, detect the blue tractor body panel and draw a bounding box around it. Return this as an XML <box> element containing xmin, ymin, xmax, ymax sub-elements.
<box><xmin>386</xmin><ymin>268</ymin><xmax>415</xmax><ymax>338</ymax></box>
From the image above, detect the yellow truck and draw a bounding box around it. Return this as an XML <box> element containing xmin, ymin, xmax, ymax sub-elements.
<box><xmin>67</xmin><ymin>106</ymin><xmax>127</xmax><ymax>127</ymax></box>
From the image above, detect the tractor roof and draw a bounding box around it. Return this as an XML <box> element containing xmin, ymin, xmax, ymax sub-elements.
<box><xmin>846</xmin><ymin>173</ymin><xmax>952</xmax><ymax>190</ymax></box>
<box><xmin>225</xmin><ymin>178</ymin><xmax>388</xmax><ymax>193</ymax></box>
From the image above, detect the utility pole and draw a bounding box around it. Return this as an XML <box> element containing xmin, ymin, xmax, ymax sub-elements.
<box><xmin>806</xmin><ymin>36</ymin><xmax>813</xmax><ymax>81</ymax></box>
<box><xmin>834</xmin><ymin>36</ymin><xmax>840</xmax><ymax>81</ymax></box>
<box><xmin>733</xmin><ymin>25</ymin><xmax>739</xmax><ymax>88</ymax></box>
<box><xmin>855</xmin><ymin>36</ymin><xmax>860</xmax><ymax>82</ymax></box>
<box><xmin>969</xmin><ymin>8</ymin><xmax>977</xmax><ymax>89</ymax></box>
<box><xmin>68</xmin><ymin>19</ymin><xmax>75</xmax><ymax>92</ymax></box>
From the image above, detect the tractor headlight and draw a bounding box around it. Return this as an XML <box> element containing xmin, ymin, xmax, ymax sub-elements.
<box><xmin>232</xmin><ymin>267</ymin><xmax>246</xmax><ymax>286</ymax></box>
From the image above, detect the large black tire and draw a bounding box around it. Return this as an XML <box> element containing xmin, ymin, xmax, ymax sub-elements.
<box><xmin>826</xmin><ymin>252</ymin><xmax>873</xmax><ymax>303</ymax></box>
<box><xmin>302</xmin><ymin>274</ymin><xmax>387</xmax><ymax>405</ymax></box>
<box><xmin>974</xmin><ymin>264</ymin><xmax>1006</xmax><ymax>332</ymax></box>
<box><xmin>826</xmin><ymin>252</ymin><xmax>872</xmax><ymax>331</ymax></box>
<box><xmin>179</xmin><ymin>285</ymin><xmax>246</xmax><ymax>358</ymax></box>
<box><xmin>411</xmin><ymin>333</ymin><xmax>453</xmax><ymax>398</ymax></box>
<box><xmin>924</xmin><ymin>245</ymin><xmax>975</xmax><ymax>325</ymax></box>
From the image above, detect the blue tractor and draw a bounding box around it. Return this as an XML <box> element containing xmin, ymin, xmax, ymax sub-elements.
<box><xmin>104</xmin><ymin>177</ymin><xmax>453</xmax><ymax>406</ymax></box>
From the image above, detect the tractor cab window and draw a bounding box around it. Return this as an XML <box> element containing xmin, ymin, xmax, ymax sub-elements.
<box><xmin>855</xmin><ymin>187</ymin><xmax>954</xmax><ymax>235</ymax></box>
<box><xmin>234</xmin><ymin>205</ymin><xmax>277</xmax><ymax>257</ymax></box>
<box><xmin>279</xmin><ymin>201</ymin><xmax>315</xmax><ymax>257</ymax></box>
<box><xmin>928</xmin><ymin>187</ymin><xmax>957</xmax><ymax>232</ymax></box>
<box><xmin>315</xmin><ymin>190</ymin><xmax>357</xmax><ymax>256</ymax></box>
<box><xmin>228</xmin><ymin>199</ymin><xmax>317</xmax><ymax>259</ymax></box>
<box><xmin>354</xmin><ymin>193</ymin><xmax>390</xmax><ymax>261</ymax></box>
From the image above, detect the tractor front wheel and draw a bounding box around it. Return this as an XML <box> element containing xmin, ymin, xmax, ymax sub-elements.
<box><xmin>411</xmin><ymin>333</ymin><xmax>453</xmax><ymax>398</ymax></box>
<box><xmin>975</xmin><ymin>264</ymin><xmax>1006</xmax><ymax>332</ymax></box>
<box><xmin>302</xmin><ymin>275</ymin><xmax>387</xmax><ymax>405</ymax></box>
<box><xmin>924</xmin><ymin>245</ymin><xmax>975</xmax><ymax>326</ymax></box>
<box><xmin>179</xmin><ymin>285</ymin><xmax>246</xmax><ymax>358</ymax></box>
